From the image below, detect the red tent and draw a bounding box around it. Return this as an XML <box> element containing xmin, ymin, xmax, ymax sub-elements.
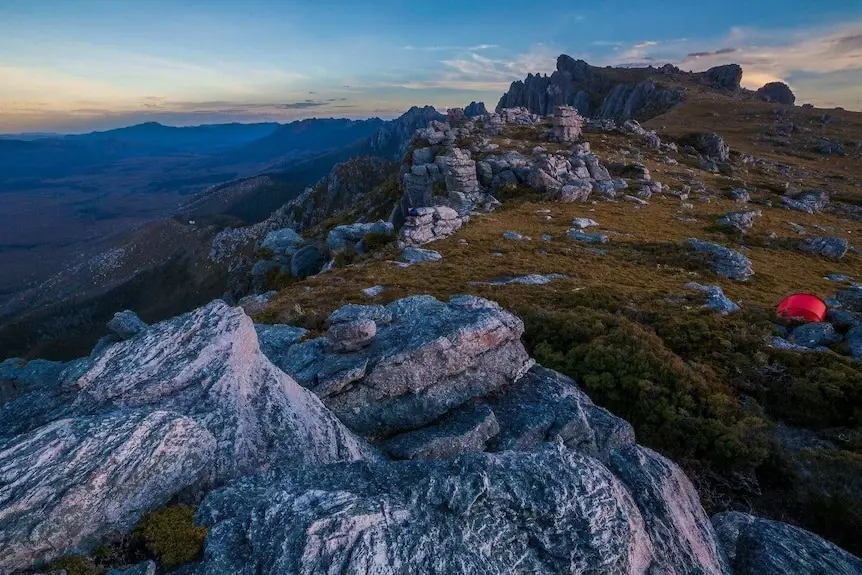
<box><xmin>777</xmin><ymin>293</ymin><xmax>827</xmax><ymax>322</ymax></box>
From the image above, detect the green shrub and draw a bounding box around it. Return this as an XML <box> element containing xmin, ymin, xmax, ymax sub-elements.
<box><xmin>134</xmin><ymin>505</ymin><xmax>207</xmax><ymax>569</ymax></box>
<box><xmin>362</xmin><ymin>232</ymin><xmax>396</xmax><ymax>252</ymax></box>
<box><xmin>522</xmin><ymin>306</ymin><xmax>769</xmax><ymax>469</ymax></box>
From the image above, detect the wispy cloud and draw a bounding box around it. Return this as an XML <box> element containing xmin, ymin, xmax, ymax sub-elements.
<box><xmin>403</xmin><ymin>44</ymin><xmax>498</xmax><ymax>52</ymax></box>
<box><xmin>398</xmin><ymin>45</ymin><xmax>560</xmax><ymax>92</ymax></box>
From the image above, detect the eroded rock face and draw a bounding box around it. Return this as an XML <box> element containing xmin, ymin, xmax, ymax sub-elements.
<box><xmin>191</xmin><ymin>444</ymin><xmax>661</xmax><ymax>575</ymax></box>
<box><xmin>400</xmin><ymin>206</ymin><xmax>464</xmax><ymax>247</ymax></box>
<box><xmin>463</xmin><ymin>101</ymin><xmax>488</xmax><ymax>117</ymax></box>
<box><xmin>0</xmin><ymin>301</ymin><xmax>375</xmax><ymax>571</ymax></box>
<box><xmin>0</xmin><ymin>411</ymin><xmax>216</xmax><ymax>572</ymax></box>
<box><xmin>712</xmin><ymin>511</ymin><xmax>862</xmax><ymax>574</ymax></box>
<box><xmin>382</xmin><ymin>403</ymin><xmax>500</xmax><ymax>460</ymax></box>
<box><xmin>260</xmin><ymin>295</ymin><xmax>533</xmax><ymax>436</ymax></box>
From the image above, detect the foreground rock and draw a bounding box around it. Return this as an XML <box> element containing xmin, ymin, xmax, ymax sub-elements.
<box><xmin>263</xmin><ymin>295</ymin><xmax>533</xmax><ymax>436</ymax></box>
<box><xmin>0</xmin><ymin>301</ymin><xmax>374</xmax><ymax>572</ymax></box>
<box><xmin>689</xmin><ymin>239</ymin><xmax>754</xmax><ymax>281</ymax></box>
<box><xmin>107</xmin><ymin>310</ymin><xmax>148</xmax><ymax>340</ymax></box>
<box><xmin>191</xmin><ymin>440</ymin><xmax>727</xmax><ymax>575</ymax></box>
<box><xmin>712</xmin><ymin>511</ymin><xmax>862</xmax><ymax>574</ymax></box>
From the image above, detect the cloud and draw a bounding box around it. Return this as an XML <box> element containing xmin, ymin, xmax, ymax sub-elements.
<box><xmin>277</xmin><ymin>100</ymin><xmax>328</xmax><ymax>110</ymax></box>
<box><xmin>686</xmin><ymin>48</ymin><xmax>738</xmax><ymax>58</ymax></box>
<box><xmin>403</xmin><ymin>44</ymin><xmax>498</xmax><ymax>52</ymax></box>
<box><xmin>398</xmin><ymin>45</ymin><xmax>560</xmax><ymax>92</ymax></box>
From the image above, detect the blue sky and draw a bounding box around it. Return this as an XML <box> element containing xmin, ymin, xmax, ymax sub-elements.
<box><xmin>2</xmin><ymin>0</ymin><xmax>862</xmax><ymax>133</ymax></box>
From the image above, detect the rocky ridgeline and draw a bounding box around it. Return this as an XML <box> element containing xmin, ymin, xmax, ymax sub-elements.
<box><xmin>2</xmin><ymin>295</ymin><xmax>860</xmax><ymax>574</ymax></box>
<box><xmin>497</xmin><ymin>55</ymin><xmax>795</xmax><ymax>122</ymax></box>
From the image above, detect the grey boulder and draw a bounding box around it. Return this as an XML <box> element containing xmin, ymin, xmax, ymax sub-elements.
<box><xmin>260</xmin><ymin>227</ymin><xmax>305</xmax><ymax>257</ymax></box>
<box><xmin>716</xmin><ymin>210</ymin><xmax>761</xmax><ymax>234</ymax></box>
<box><xmin>107</xmin><ymin>310</ymin><xmax>148</xmax><ymax>340</ymax></box>
<box><xmin>400</xmin><ymin>246</ymin><xmax>443</xmax><ymax>264</ymax></box>
<box><xmin>567</xmin><ymin>228</ymin><xmax>609</xmax><ymax>244</ymax></box>
<box><xmin>712</xmin><ymin>511</ymin><xmax>862</xmax><ymax>574</ymax></box>
<box><xmin>689</xmin><ymin>239</ymin><xmax>754</xmax><ymax>281</ymax></box>
<box><xmin>789</xmin><ymin>322</ymin><xmax>841</xmax><ymax>348</ymax></box>
<box><xmin>684</xmin><ymin>282</ymin><xmax>740</xmax><ymax>315</ymax></box>
<box><xmin>802</xmin><ymin>236</ymin><xmax>849</xmax><ymax>261</ymax></box>
<box><xmin>290</xmin><ymin>245</ymin><xmax>326</xmax><ymax>279</ymax></box>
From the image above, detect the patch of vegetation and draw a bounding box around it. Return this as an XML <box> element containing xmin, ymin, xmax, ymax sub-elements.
<box><xmin>134</xmin><ymin>504</ymin><xmax>207</xmax><ymax>569</ymax></box>
<box><xmin>44</xmin><ymin>555</ymin><xmax>103</xmax><ymax>575</ymax></box>
<box><xmin>522</xmin><ymin>305</ymin><xmax>769</xmax><ymax>470</ymax></box>
<box><xmin>362</xmin><ymin>232</ymin><xmax>396</xmax><ymax>251</ymax></box>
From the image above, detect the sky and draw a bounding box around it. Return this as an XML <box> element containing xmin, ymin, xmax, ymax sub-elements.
<box><xmin>2</xmin><ymin>0</ymin><xmax>862</xmax><ymax>134</ymax></box>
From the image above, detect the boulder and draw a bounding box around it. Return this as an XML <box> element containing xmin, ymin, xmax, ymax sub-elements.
<box><xmin>684</xmin><ymin>282</ymin><xmax>740</xmax><ymax>315</ymax></box>
<box><xmin>781</xmin><ymin>191</ymin><xmax>829</xmax><ymax>214</ymax></box>
<box><xmin>237</xmin><ymin>290</ymin><xmax>277</xmax><ymax>315</ymax></box>
<box><xmin>695</xmin><ymin>132</ymin><xmax>730</xmax><ymax>161</ymax></box>
<box><xmin>260</xmin><ymin>295</ymin><xmax>533</xmax><ymax>436</ymax></box>
<box><xmin>327</xmin><ymin>221</ymin><xmax>394</xmax><ymax>254</ymax></box>
<box><xmin>802</xmin><ymin>236</ymin><xmax>849</xmax><ymax>261</ymax></box>
<box><xmin>381</xmin><ymin>403</ymin><xmax>500</xmax><ymax>460</ymax></box>
<box><xmin>400</xmin><ymin>206</ymin><xmax>464</xmax><ymax>247</ymax></box>
<box><xmin>716</xmin><ymin>210</ymin><xmax>761</xmax><ymax>234</ymax></box>
<box><xmin>712</xmin><ymin>511</ymin><xmax>862</xmax><ymax>574</ymax></box>
<box><xmin>755</xmin><ymin>81</ymin><xmax>796</xmax><ymax>105</ymax></box>
<box><xmin>703</xmin><ymin>64</ymin><xmax>743</xmax><ymax>91</ymax></box>
<box><xmin>473</xmin><ymin>274</ymin><xmax>568</xmax><ymax>286</ymax></box>
<box><xmin>789</xmin><ymin>322</ymin><xmax>841</xmax><ymax>348</ymax></box>
<box><xmin>730</xmin><ymin>188</ymin><xmax>750</xmax><ymax>203</ymax></box>
<box><xmin>836</xmin><ymin>286</ymin><xmax>862</xmax><ymax>312</ymax></box>
<box><xmin>290</xmin><ymin>245</ymin><xmax>326</xmax><ymax>279</ymax></box>
<box><xmin>571</xmin><ymin>217</ymin><xmax>600</xmax><ymax>229</ymax></box>
<box><xmin>400</xmin><ymin>246</ymin><xmax>443</xmax><ymax>264</ymax></box>
<box><xmin>567</xmin><ymin>229</ymin><xmax>609</xmax><ymax>244</ymax></box>
<box><xmin>443</xmin><ymin>148</ymin><xmax>480</xmax><ymax>195</ymax></box>
<box><xmin>557</xmin><ymin>179</ymin><xmax>593</xmax><ymax>202</ymax></box>
<box><xmin>106</xmin><ymin>310</ymin><xmax>148</xmax><ymax>340</ymax></box>
<box><xmin>689</xmin><ymin>239</ymin><xmax>754</xmax><ymax>281</ymax></box>
<box><xmin>260</xmin><ymin>227</ymin><xmax>305</xmax><ymax>257</ymax></box>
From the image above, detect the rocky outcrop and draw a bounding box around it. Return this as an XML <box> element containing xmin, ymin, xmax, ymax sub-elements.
<box><xmin>755</xmin><ymin>82</ymin><xmax>796</xmax><ymax>105</ymax></box>
<box><xmin>260</xmin><ymin>295</ymin><xmax>532</xmax><ymax>436</ymax></box>
<box><xmin>400</xmin><ymin>206</ymin><xmax>464</xmax><ymax>246</ymax></box>
<box><xmin>789</xmin><ymin>322</ymin><xmax>841</xmax><ymax>348</ymax></box>
<box><xmin>0</xmin><ymin>301</ymin><xmax>374</xmax><ymax>571</ymax></box>
<box><xmin>496</xmin><ymin>55</ymin><xmax>685</xmax><ymax>122</ymax></box>
<box><xmin>552</xmin><ymin>105</ymin><xmax>584</xmax><ymax>142</ymax></box>
<box><xmin>702</xmin><ymin>64</ymin><xmax>743</xmax><ymax>91</ymax></box>
<box><xmin>712</xmin><ymin>511</ymin><xmax>862</xmax><ymax>574</ymax></box>
<box><xmin>463</xmin><ymin>101</ymin><xmax>488</xmax><ymax>117</ymax></box>
<box><xmin>689</xmin><ymin>239</ymin><xmax>754</xmax><ymax>281</ymax></box>
<box><xmin>327</xmin><ymin>220</ymin><xmax>394</xmax><ymax>254</ymax></box>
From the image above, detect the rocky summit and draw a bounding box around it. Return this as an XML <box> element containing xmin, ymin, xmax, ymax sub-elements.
<box><xmin>2</xmin><ymin>52</ymin><xmax>862</xmax><ymax>575</ymax></box>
